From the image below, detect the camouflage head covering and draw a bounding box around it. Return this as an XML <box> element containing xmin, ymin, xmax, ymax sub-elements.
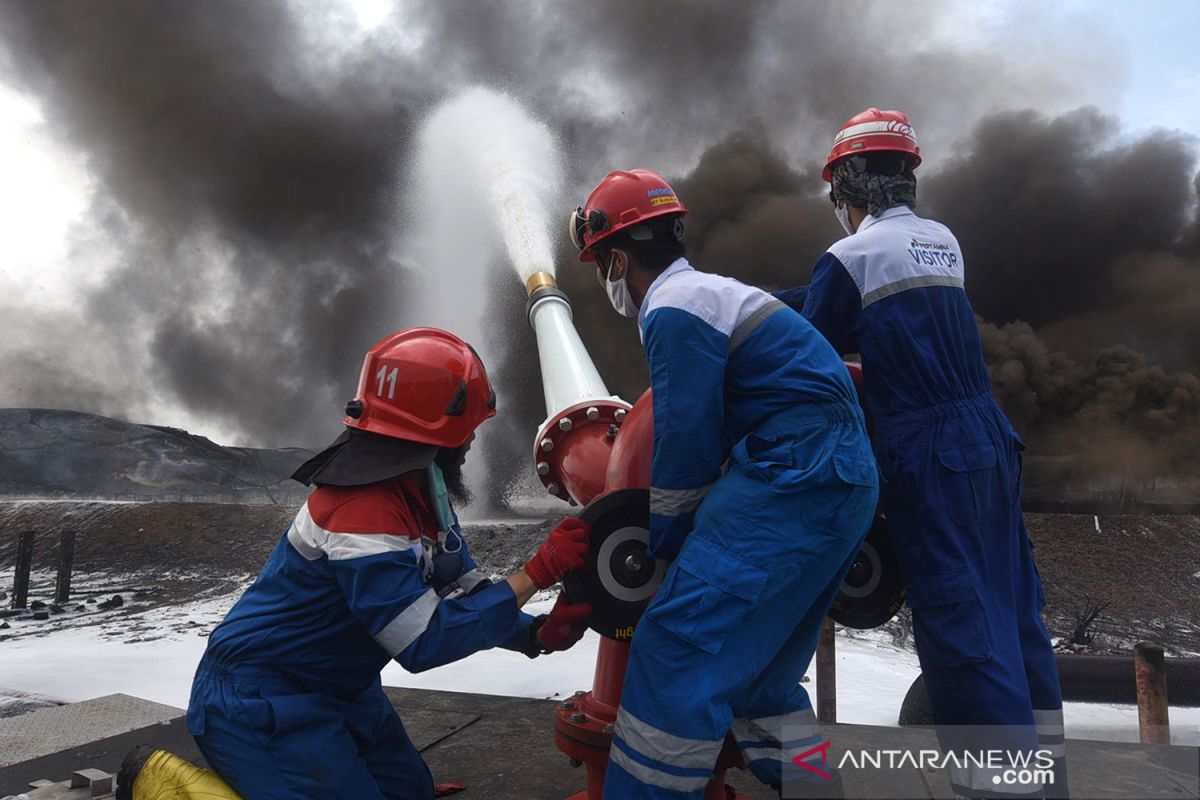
<box><xmin>830</xmin><ymin>156</ymin><xmax>917</xmax><ymax>216</ymax></box>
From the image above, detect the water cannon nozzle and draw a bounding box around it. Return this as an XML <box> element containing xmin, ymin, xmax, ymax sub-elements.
<box><xmin>526</xmin><ymin>271</ymin><xmax>557</xmax><ymax>297</ymax></box>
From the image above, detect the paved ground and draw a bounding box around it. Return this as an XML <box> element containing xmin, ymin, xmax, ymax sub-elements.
<box><xmin>1</xmin><ymin>690</ymin><xmax>1197</xmax><ymax>799</ymax></box>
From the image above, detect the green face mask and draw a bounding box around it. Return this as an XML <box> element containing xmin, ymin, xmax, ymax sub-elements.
<box><xmin>426</xmin><ymin>462</ymin><xmax>455</xmax><ymax>534</ymax></box>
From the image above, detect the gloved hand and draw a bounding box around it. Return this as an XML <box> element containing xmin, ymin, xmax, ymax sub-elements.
<box><xmin>523</xmin><ymin>516</ymin><xmax>589</xmax><ymax>589</ymax></box>
<box><xmin>537</xmin><ymin>594</ymin><xmax>592</xmax><ymax>652</ymax></box>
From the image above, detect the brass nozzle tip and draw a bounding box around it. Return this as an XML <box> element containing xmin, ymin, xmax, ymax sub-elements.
<box><xmin>526</xmin><ymin>271</ymin><xmax>557</xmax><ymax>296</ymax></box>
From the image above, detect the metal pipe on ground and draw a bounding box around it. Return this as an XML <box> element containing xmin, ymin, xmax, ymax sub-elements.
<box><xmin>1055</xmin><ymin>652</ymin><xmax>1200</xmax><ymax>706</ymax></box>
<box><xmin>900</xmin><ymin>652</ymin><xmax>1200</xmax><ymax>726</ymax></box>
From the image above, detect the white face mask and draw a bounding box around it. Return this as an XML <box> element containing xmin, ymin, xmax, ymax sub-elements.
<box><xmin>834</xmin><ymin>204</ymin><xmax>855</xmax><ymax>236</ymax></box>
<box><xmin>606</xmin><ymin>274</ymin><xmax>639</xmax><ymax>318</ymax></box>
<box><xmin>601</xmin><ymin>254</ymin><xmax>639</xmax><ymax>318</ymax></box>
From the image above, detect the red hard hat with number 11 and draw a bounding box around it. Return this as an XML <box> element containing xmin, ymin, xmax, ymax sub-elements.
<box><xmin>343</xmin><ymin>328</ymin><xmax>496</xmax><ymax>448</ymax></box>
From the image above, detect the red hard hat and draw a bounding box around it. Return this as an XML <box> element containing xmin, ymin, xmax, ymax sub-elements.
<box><xmin>343</xmin><ymin>328</ymin><xmax>496</xmax><ymax>448</ymax></box>
<box><xmin>569</xmin><ymin>169</ymin><xmax>687</xmax><ymax>262</ymax></box>
<box><xmin>823</xmin><ymin>107</ymin><xmax>922</xmax><ymax>182</ymax></box>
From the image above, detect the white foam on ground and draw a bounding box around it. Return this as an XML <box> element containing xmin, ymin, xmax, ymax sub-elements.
<box><xmin>2</xmin><ymin>590</ymin><xmax>1196</xmax><ymax>745</ymax></box>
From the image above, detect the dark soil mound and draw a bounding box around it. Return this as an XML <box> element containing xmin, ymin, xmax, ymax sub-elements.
<box><xmin>0</xmin><ymin>409</ymin><xmax>313</xmax><ymax>504</ymax></box>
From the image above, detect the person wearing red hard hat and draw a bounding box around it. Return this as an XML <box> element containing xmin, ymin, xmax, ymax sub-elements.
<box><xmin>572</xmin><ymin>171</ymin><xmax>878</xmax><ymax>799</ymax></box>
<box><xmin>776</xmin><ymin>109</ymin><xmax>1068</xmax><ymax>798</ymax></box>
<box><xmin>185</xmin><ymin>328</ymin><xmax>591</xmax><ymax>800</ymax></box>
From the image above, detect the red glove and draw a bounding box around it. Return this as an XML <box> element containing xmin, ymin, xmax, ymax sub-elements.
<box><xmin>537</xmin><ymin>594</ymin><xmax>592</xmax><ymax>652</ymax></box>
<box><xmin>523</xmin><ymin>517</ymin><xmax>590</xmax><ymax>589</ymax></box>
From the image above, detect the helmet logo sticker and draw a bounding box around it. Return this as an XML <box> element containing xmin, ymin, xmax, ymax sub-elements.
<box><xmin>646</xmin><ymin>186</ymin><xmax>678</xmax><ymax>206</ymax></box>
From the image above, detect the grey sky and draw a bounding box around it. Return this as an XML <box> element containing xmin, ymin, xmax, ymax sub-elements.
<box><xmin>0</xmin><ymin>0</ymin><xmax>1195</xmax><ymax>453</ymax></box>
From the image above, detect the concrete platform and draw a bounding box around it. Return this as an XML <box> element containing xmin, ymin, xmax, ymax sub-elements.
<box><xmin>0</xmin><ymin>694</ymin><xmax>180</xmax><ymax>769</ymax></box>
<box><xmin>0</xmin><ymin>689</ymin><xmax>1196</xmax><ymax>799</ymax></box>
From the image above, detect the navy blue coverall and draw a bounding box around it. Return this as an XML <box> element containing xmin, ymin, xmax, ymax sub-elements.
<box><xmin>776</xmin><ymin>206</ymin><xmax>1066</xmax><ymax>798</ymax></box>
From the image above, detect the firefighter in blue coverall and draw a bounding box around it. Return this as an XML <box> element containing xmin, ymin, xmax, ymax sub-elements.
<box><xmin>186</xmin><ymin>328</ymin><xmax>593</xmax><ymax>800</ymax></box>
<box><xmin>569</xmin><ymin>170</ymin><xmax>879</xmax><ymax>799</ymax></box>
<box><xmin>775</xmin><ymin>108</ymin><xmax>1068</xmax><ymax>798</ymax></box>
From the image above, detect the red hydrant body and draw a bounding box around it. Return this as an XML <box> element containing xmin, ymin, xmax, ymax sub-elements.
<box><xmin>551</xmin><ymin>389</ymin><xmax>748</xmax><ymax>800</ymax></box>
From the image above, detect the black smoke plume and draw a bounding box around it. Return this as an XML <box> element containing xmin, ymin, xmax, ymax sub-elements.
<box><xmin>1</xmin><ymin>2</ymin><xmax>1194</xmax><ymax>505</ymax></box>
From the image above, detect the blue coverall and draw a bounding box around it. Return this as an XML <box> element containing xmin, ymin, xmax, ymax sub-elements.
<box><xmin>186</xmin><ymin>474</ymin><xmax>534</xmax><ymax>800</ymax></box>
<box><xmin>776</xmin><ymin>206</ymin><xmax>1066</xmax><ymax>797</ymax></box>
<box><xmin>602</xmin><ymin>259</ymin><xmax>879</xmax><ymax>799</ymax></box>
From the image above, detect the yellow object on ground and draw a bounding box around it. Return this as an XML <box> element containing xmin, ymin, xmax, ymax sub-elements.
<box><xmin>116</xmin><ymin>746</ymin><xmax>243</xmax><ymax>800</ymax></box>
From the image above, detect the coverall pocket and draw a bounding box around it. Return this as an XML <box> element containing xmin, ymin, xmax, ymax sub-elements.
<box><xmin>833</xmin><ymin>447</ymin><xmax>878</xmax><ymax>488</ymax></box>
<box><xmin>738</xmin><ymin>432</ymin><xmax>800</xmax><ymax>482</ymax></box>
<box><xmin>645</xmin><ymin>539</ymin><xmax>768</xmax><ymax>655</ymax></box>
<box><xmin>906</xmin><ymin>571</ymin><xmax>994</xmax><ymax>668</ymax></box>
<box><xmin>935</xmin><ymin>438</ymin><xmax>998</xmax><ymax>525</ymax></box>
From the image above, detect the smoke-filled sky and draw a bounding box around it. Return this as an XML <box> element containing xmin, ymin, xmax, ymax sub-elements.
<box><xmin>0</xmin><ymin>0</ymin><xmax>1197</xmax><ymax>489</ymax></box>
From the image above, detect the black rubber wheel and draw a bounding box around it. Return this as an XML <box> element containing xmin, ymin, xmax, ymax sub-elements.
<box><xmin>563</xmin><ymin>488</ymin><xmax>666</xmax><ymax>641</ymax></box>
<box><xmin>898</xmin><ymin>673</ymin><xmax>933</xmax><ymax>726</ymax></box>
<box><xmin>829</xmin><ymin>514</ymin><xmax>907</xmax><ymax>629</ymax></box>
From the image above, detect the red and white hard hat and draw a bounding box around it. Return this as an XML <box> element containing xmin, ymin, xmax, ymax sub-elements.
<box><xmin>343</xmin><ymin>328</ymin><xmax>496</xmax><ymax>448</ymax></box>
<box><xmin>569</xmin><ymin>169</ymin><xmax>687</xmax><ymax>262</ymax></box>
<box><xmin>823</xmin><ymin>108</ymin><xmax>922</xmax><ymax>182</ymax></box>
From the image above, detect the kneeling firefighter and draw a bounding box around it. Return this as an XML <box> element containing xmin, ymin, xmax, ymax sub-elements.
<box><xmin>180</xmin><ymin>328</ymin><xmax>592</xmax><ymax>800</ymax></box>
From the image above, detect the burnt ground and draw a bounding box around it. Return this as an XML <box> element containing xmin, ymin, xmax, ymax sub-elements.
<box><xmin>0</xmin><ymin>501</ymin><xmax>1196</xmax><ymax>655</ymax></box>
<box><xmin>1027</xmin><ymin>513</ymin><xmax>1200</xmax><ymax>656</ymax></box>
<box><xmin>0</xmin><ymin>501</ymin><xmax>553</xmax><ymax>647</ymax></box>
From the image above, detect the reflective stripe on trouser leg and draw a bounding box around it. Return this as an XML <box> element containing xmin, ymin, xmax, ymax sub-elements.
<box><xmin>734</xmin><ymin>709</ymin><xmax>829</xmax><ymax>788</ymax></box>
<box><xmin>732</xmin><ymin>540</ymin><xmax>859</xmax><ymax>791</ymax></box>
<box><xmin>732</xmin><ymin>707</ymin><xmax>822</xmax><ymax>764</ymax></box>
<box><xmin>1032</xmin><ymin>708</ymin><xmax>1065</xmax><ymax>759</ymax></box>
<box><xmin>608</xmin><ymin>707</ymin><xmax>721</xmax><ymax>795</ymax></box>
<box><xmin>947</xmin><ymin>760</ymin><xmax>1044</xmax><ymax>800</ymax></box>
<box><xmin>1034</xmin><ymin>707</ymin><xmax>1068</xmax><ymax>799</ymax></box>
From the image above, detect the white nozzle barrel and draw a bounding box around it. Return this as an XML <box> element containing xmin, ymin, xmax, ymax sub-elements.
<box><xmin>526</xmin><ymin>275</ymin><xmax>612</xmax><ymax>417</ymax></box>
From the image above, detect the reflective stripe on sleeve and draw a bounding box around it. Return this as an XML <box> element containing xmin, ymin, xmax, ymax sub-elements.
<box><xmin>456</xmin><ymin>568</ymin><xmax>490</xmax><ymax>593</ymax></box>
<box><xmin>729</xmin><ymin>299</ymin><xmax>786</xmax><ymax>351</ymax></box>
<box><xmin>374</xmin><ymin>588</ymin><xmax>440</xmax><ymax>656</ymax></box>
<box><xmin>650</xmin><ymin>484</ymin><xmax>714</xmax><ymax>517</ymax></box>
